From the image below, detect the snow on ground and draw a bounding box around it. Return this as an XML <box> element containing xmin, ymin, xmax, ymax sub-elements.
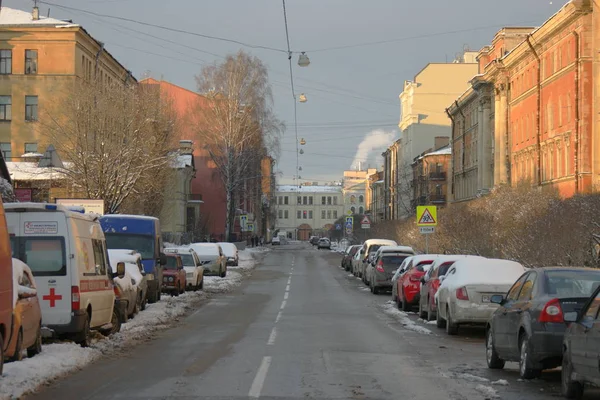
<box><xmin>381</xmin><ymin>302</ymin><xmax>432</xmax><ymax>335</ymax></box>
<box><xmin>492</xmin><ymin>379</ymin><xmax>509</xmax><ymax>386</ymax></box>
<box><xmin>418</xmin><ymin>318</ymin><xmax>438</xmax><ymax>325</ymax></box>
<box><xmin>0</xmin><ymin>247</ymin><xmax>266</xmax><ymax>400</ymax></box>
<box><xmin>475</xmin><ymin>384</ymin><xmax>499</xmax><ymax>398</ymax></box>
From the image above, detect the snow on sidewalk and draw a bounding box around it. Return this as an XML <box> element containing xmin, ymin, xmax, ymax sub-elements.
<box><xmin>381</xmin><ymin>301</ymin><xmax>432</xmax><ymax>335</ymax></box>
<box><xmin>0</xmin><ymin>247</ymin><xmax>266</xmax><ymax>400</ymax></box>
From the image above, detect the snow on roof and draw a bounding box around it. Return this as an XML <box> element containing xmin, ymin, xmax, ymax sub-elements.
<box><xmin>188</xmin><ymin>243</ymin><xmax>220</xmax><ymax>257</ymax></box>
<box><xmin>444</xmin><ymin>258</ymin><xmax>525</xmax><ymax>289</ymax></box>
<box><xmin>169</xmin><ymin>154</ymin><xmax>193</xmax><ymax>169</ymax></box>
<box><xmin>101</xmin><ymin>214</ymin><xmax>159</xmax><ymax>221</ymax></box>
<box><xmin>424</xmin><ymin>146</ymin><xmax>452</xmax><ymax>157</ymax></box>
<box><xmin>276</xmin><ymin>185</ymin><xmax>342</xmax><ymax>193</ymax></box>
<box><xmin>6</xmin><ymin>162</ymin><xmax>70</xmax><ymax>181</ymax></box>
<box><xmin>0</xmin><ymin>7</ymin><xmax>79</xmax><ymax>27</ymax></box>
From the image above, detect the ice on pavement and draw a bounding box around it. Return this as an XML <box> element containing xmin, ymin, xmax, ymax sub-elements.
<box><xmin>454</xmin><ymin>372</ymin><xmax>490</xmax><ymax>383</ymax></box>
<box><xmin>0</xmin><ymin>247</ymin><xmax>265</xmax><ymax>399</ymax></box>
<box><xmin>492</xmin><ymin>379</ymin><xmax>509</xmax><ymax>386</ymax></box>
<box><xmin>475</xmin><ymin>384</ymin><xmax>498</xmax><ymax>398</ymax></box>
<box><xmin>382</xmin><ymin>302</ymin><xmax>432</xmax><ymax>335</ymax></box>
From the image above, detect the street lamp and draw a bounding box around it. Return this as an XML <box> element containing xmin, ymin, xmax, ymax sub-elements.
<box><xmin>298</xmin><ymin>52</ymin><xmax>310</xmax><ymax>67</ymax></box>
<box><xmin>299</xmin><ymin>93</ymin><xmax>307</xmax><ymax>103</ymax></box>
<box><xmin>300</xmin><ymin>138</ymin><xmax>306</xmax><ymax>145</ymax></box>
<box><xmin>299</xmin><ymin>149</ymin><xmax>304</xmax><ymax>154</ymax></box>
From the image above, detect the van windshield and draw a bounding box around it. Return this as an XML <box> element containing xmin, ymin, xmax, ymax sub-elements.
<box><xmin>11</xmin><ymin>236</ymin><xmax>67</xmax><ymax>276</ymax></box>
<box><xmin>164</xmin><ymin>256</ymin><xmax>180</xmax><ymax>270</ymax></box>
<box><xmin>104</xmin><ymin>233</ymin><xmax>154</xmax><ymax>259</ymax></box>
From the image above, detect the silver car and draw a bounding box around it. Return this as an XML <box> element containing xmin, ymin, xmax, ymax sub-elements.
<box><xmin>188</xmin><ymin>243</ymin><xmax>227</xmax><ymax>277</ymax></box>
<box><xmin>368</xmin><ymin>247</ymin><xmax>415</xmax><ymax>294</ymax></box>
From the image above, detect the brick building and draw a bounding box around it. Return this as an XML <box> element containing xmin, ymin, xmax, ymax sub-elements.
<box><xmin>411</xmin><ymin>145</ymin><xmax>451</xmax><ymax>208</ymax></box>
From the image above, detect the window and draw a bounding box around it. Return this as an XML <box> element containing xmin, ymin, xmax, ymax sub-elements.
<box><xmin>321</xmin><ymin>196</ymin><xmax>326</xmax><ymax>205</ymax></box>
<box><xmin>506</xmin><ymin>273</ymin><xmax>528</xmax><ymax>301</ymax></box>
<box><xmin>308</xmin><ymin>196</ymin><xmax>313</xmax><ymax>205</ymax></box>
<box><xmin>327</xmin><ymin>196</ymin><xmax>332</xmax><ymax>205</ymax></box>
<box><xmin>284</xmin><ymin>196</ymin><xmax>289</xmax><ymax>205</ymax></box>
<box><xmin>91</xmin><ymin>239</ymin><xmax>107</xmax><ymax>275</ymax></box>
<box><xmin>308</xmin><ymin>210</ymin><xmax>313</xmax><ymax>219</ymax></box>
<box><xmin>333</xmin><ymin>196</ymin><xmax>337</xmax><ymax>205</ymax></box>
<box><xmin>350</xmin><ymin>195</ymin><xmax>356</xmax><ymax>204</ymax></box>
<box><xmin>0</xmin><ymin>96</ymin><xmax>11</xmax><ymax>121</ymax></box>
<box><xmin>24</xmin><ymin>142</ymin><xmax>37</xmax><ymax>154</ymax></box>
<box><xmin>0</xmin><ymin>50</ymin><xmax>11</xmax><ymax>74</ymax></box>
<box><xmin>303</xmin><ymin>211</ymin><xmax>307</xmax><ymax>219</ymax></box>
<box><xmin>297</xmin><ymin>210</ymin><xmax>301</xmax><ymax>219</ymax></box>
<box><xmin>303</xmin><ymin>196</ymin><xmax>307</xmax><ymax>205</ymax></box>
<box><xmin>359</xmin><ymin>206</ymin><xmax>364</xmax><ymax>214</ymax></box>
<box><xmin>25</xmin><ymin>50</ymin><xmax>38</xmax><ymax>74</ymax></box>
<box><xmin>278</xmin><ymin>196</ymin><xmax>282</xmax><ymax>205</ymax></box>
<box><xmin>517</xmin><ymin>272</ymin><xmax>537</xmax><ymax>301</ymax></box>
<box><xmin>25</xmin><ymin>96</ymin><xmax>38</xmax><ymax>121</ymax></box>
<box><xmin>0</xmin><ymin>142</ymin><xmax>11</xmax><ymax>160</ymax></box>
<box><xmin>327</xmin><ymin>210</ymin><xmax>332</xmax><ymax>219</ymax></box>
<box><xmin>321</xmin><ymin>210</ymin><xmax>326</xmax><ymax>219</ymax></box>
<box><xmin>284</xmin><ymin>210</ymin><xmax>289</xmax><ymax>219</ymax></box>
<box><xmin>333</xmin><ymin>210</ymin><xmax>337</xmax><ymax>219</ymax></box>
<box><xmin>583</xmin><ymin>290</ymin><xmax>600</xmax><ymax>323</ymax></box>
<box><xmin>278</xmin><ymin>210</ymin><xmax>283</xmax><ymax>219</ymax></box>
<box><xmin>359</xmin><ymin>195</ymin><xmax>364</xmax><ymax>203</ymax></box>
<box><xmin>350</xmin><ymin>206</ymin><xmax>356</xmax><ymax>214</ymax></box>
<box><xmin>297</xmin><ymin>196</ymin><xmax>301</xmax><ymax>205</ymax></box>
<box><xmin>10</xmin><ymin>236</ymin><xmax>67</xmax><ymax>276</ymax></box>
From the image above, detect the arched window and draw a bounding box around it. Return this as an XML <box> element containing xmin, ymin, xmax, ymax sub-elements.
<box><xmin>350</xmin><ymin>195</ymin><xmax>356</xmax><ymax>204</ymax></box>
<box><xmin>359</xmin><ymin>206</ymin><xmax>364</xmax><ymax>214</ymax></box>
<box><xmin>359</xmin><ymin>195</ymin><xmax>364</xmax><ymax>203</ymax></box>
<box><xmin>350</xmin><ymin>206</ymin><xmax>356</xmax><ymax>214</ymax></box>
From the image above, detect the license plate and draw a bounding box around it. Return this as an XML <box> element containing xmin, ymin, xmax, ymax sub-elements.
<box><xmin>482</xmin><ymin>295</ymin><xmax>490</xmax><ymax>303</ymax></box>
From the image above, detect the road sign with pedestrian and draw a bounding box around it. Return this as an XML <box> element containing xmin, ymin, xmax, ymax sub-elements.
<box><xmin>246</xmin><ymin>223</ymin><xmax>254</xmax><ymax>232</ymax></box>
<box><xmin>345</xmin><ymin>216</ymin><xmax>353</xmax><ymax>225</ymax></box>
<box><xmin>416</xmin><ymin>206</ymin><xmax>437</xmax><ymax>226</ymax></box>
<box><xmin>360</xmin><ymin>215</ymin><xmax>371</xmax><ymax>229</ymax></box>
<box><xmin>335</xmin><ymin>224</ymin><xmax>342</xmax><ymax>231</ymax></box>
<box><xmin>240</xmin><ymin>214</ymin><xmax>248</xmax><ymax>231</ymax></box>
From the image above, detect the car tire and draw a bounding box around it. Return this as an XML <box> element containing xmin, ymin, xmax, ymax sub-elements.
<box><xmin>110</xmin><ymin>307</ymin><xmax>121</xmax><ymax>336</ymax></box>
<box><xmin>486</xmin><ymin>328</ymin><xmax>505</xmax><ymax>369</ymax></box>
<box><xmin>401</xmin><ymin>290</ymin><xmax>411</xmax><ymax>312</ymax></box>
<box><xmin>157</xmin><ymin>290</ymin><xmax>162</xmax><ymax>301</ymax></box>
<box><xmin>11</xmin><ymin>330</ymin><xmax>23</xmax><ymax>361</ymax></box>
<box><xmin>427</xmin><ymin>306</ymin><xmax>435</xmax><ymax>322</ymax></box>
<box><xmin>562</xmin><ymin>350</ymin><xmax>584</xmax><ymax>399</ymax></box>
<box><xmin>418</xmin><ymin>301</ymin><xmax>427</xmax><ymax>319</ymax></box>
<box><xmin>446</xmin><ymin>306</ymin><xmax>459</xmax><ymax>335</ymax></box>
<box><xmin>436</xmin><ymin>303</ymin><xmax>446</xmax><ymax>328</ymax></box>
<box><xmin>77</xmin><ymin>314</ymin><xmax>92</xmax><ymax>347</ymax></box>
<box><xmin>372</xmin><ymin>282</ymin><xmax>378</xmax><ymax>295</ymax></box>
<box><xmin>199</xmin><ymin>278</ymin><xmax>204</xmax><ymax>290</ymax></box>
<box><xmin>27</xmin><ymin>324</ymin><xmax>43</xmax><ymax>358</ymax></box>
<box><xmin>140</xmin><ymin>293</ymin><xmax>147</xmax><ymax>311</ymax></box>
<box><xmin>221</xmin><ymin>270</ymin><xmax>227</xmax><ymax>278</ymax></box>
<box><xmin>519</xmin><ymin>334</ymin><xmax>541</xmax><ymax>379</ymax></box>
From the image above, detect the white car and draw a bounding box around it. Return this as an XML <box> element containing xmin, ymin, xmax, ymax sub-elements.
<box><xmin>435</xmin><ymin>258</ymin><xmax>527</xmax><ymax>335</ymax></box>
<box><xmin>108</xmin><ymin>249</ymin><xmax>148</xmax><ymax>319</ymax></box>
<box><xmin>352</xmin><ymin>250</ymin><xmax>363</xmax><ymax>277</ymax></box>
<box><xmin>271</xmin><ymin>236</ymin><xmax>281</xmax><ymax>245</ymax></box>
<box><xmin>188</xmin><ymin>243</ymin><xmax>227</xmax><ymax>277</ymax></box>
<box><xmin>164</xmin><ymin>247</ymin><xmax>204</xmax><ymax>290</ymax></box>
<box><xmin>218</xmin><ymin>242</ymin><xmax>239</xmax><ymax>266</ymax></box>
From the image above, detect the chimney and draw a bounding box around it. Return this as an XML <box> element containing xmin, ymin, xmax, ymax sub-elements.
<box><xmin>32</xmin><ymin>6</ymin><xmax>39</xmax><ymax>20</ymax></box>
<box><xmin>179</xmin><ymin>140</ymin><xmax>193</xmax><ymax>155</ymax></box>
<box><xmin>434</xmin><ymin>136</ymin><xmax>450</xmax><ymax>150</ymax></box>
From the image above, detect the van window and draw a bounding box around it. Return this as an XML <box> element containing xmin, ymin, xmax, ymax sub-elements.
<box><xmin>104</xmin><ymin>233</ymin><xmax>155</xmax><ymax>259</ymax></box>
<box><xmin>11</xmin><ymin>236</ymin><xmax>67</xmax><ymax>276</ymax></box>
<box><xmin>92</xmin><ymin>239</ymin><xmax>107</xmax><ymax>275</ymax></box>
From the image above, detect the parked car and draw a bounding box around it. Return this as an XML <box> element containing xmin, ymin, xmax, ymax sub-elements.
<box><xmin>0</xmin><ymin>197</ymin><xmax>12</xmax><ymax>375</ymax></box>
<box><xmin>436</xmin><ymin>258</ymin><xmax>526</xmax><ymax>335</ymax></box>
<box><xmin>419</xmin><ymin>255</ymin><xmax>485</xmax><ymax>321</ymax></box>
<box><xmin>352</xmin><ymin>249</ymin><xmax>363</xmax><ymax>277</ymax></box>
<box><xmin>341</xmin><ymin>245</ymin><xmax>361</xmax><ymax>271</ymax></box>
<box><xmin>7</xmin><ymin>203</ymin><xmax>116</xmax><ymax>347</ymax></box>
<box><xmin>108</xmin><ymin>249</ymin><xmax>148</xmax><ymax>312</ymax></box>
<box><xmin>396</xmin><ymin>255</ymin><xmax>440</xmax><ymax>311</ymax></box>
<box><xmin>100</xmin><ymin>215</ymin><xmax>166</xmax><ymax>304</ymax></box>
<box><xmin>188</xmin><ymin>243</ymin><xmax>227</xmax><ymax>277</ymax></box>
<box><xmin>271</xmin><ymin>236</ymin><xmax>281</xmax><ymax>245</ymax></box>
<box><xmin>6</xmin><ymin>259</ymin><xmax>42</xmax><ymax>362</ymax></box>
<box><xmin>165</xmin><ymin>247</ymin><xmax>204</xmax><ymax>290</ymax></box>
<box><xmin>108</xmin><ymin>249</ymin><xmax>148</xmax><ymax>319</ymax></box>
<box><xmin>309</xmin><ymin>236</ymin><xmax>320</xmax><ymax>246</ymax></box>
<box><xmin>368</xmin><ymin>249</ymin><xmax>414</xmax><ymax>294</ymax></box>
<box><xmin>218</xmin><ymin>242</ymin><xmax>239</xmax><ymax>266</ymax></box>
<box><xmin>359</xmin><ymin>239</ymin><xmax>398</xmax><ymax>282</ymax></box>
<box><xmin>366</xmin><ymin>246</ymin><xmax>415</xmax><ymax>289</ymax></box>
<box><xmin>318</xmin><ymin>238</ymin><xmax>331</xmax><ymax>250</ymax></box>
<box><xmin>486</xmin><ymin>267</ymin><xmax>600</xmax><ymax>380</ymax></box>
<box><xmin>562</xmin><ymin>282</ymin><xmax>600</xmax><ymax>398</ymax></box>
<box><xmin>162</xmin><ymin>253</ymin><xmax>186</xmax><ymax>296</ymax></box>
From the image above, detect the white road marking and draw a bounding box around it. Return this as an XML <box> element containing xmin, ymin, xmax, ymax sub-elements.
<box><xmin>285</xmin><ymin>284</ymin><xmax>290</xmax><ymax>291</ymax></box>
<box><xmin>284</xmin><ymin>292</ymin><xmax>289</xmax><ymax>300</ymax></box>
<box><xmin>280</xmin><ymin>300</ymin><xmax>287</xmax><ymax>310</ymax></box>
<box><xmin>275</xmin><ymin>311</ymin><xmax>283</xmax><ymax>323</ymax></box>
<box><xmin>287</xmin><ymin>277</ymin><xmax>292</xmax><ymax>285</ymax></box>
<box><xmin>248</xmin><ymin>356</ymin><xmax>272</xmax><ymax>398</ymax></box>
<box><xmin>267</xmin><ymin>327</ymin><xmax>277</xmax><ymax>345</ymax></box>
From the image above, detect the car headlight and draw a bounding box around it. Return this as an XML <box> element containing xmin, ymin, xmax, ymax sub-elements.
<box><xmin>186</xmin><ymin>273</ymin><xmax>193</xmax><ymax>278</ymax></box>
<box><xmin>169</xmin><ymin>277</ymin><xmax>174</xmax><ymax>282</ymax></box>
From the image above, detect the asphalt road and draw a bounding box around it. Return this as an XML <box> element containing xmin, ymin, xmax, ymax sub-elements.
<box><xmin>25</xmin><ymin>243</ymin><xmax>600</xmax><ymax>400</ymax></box>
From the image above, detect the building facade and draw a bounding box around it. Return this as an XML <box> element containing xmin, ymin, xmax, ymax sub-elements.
<box><xmin>368</xmin><ymin>171</ymin><xmax>384</xmax><ymax>223</ymax></box>
<box><xmin>411</xmin><ymin>146</ymin><xmax>451</xmax><ymax>208</ymax></box>
<box><xmin>342</xmin><ymin>169</ymin><xmax>373</xmax><ymax>216</ymax></box>
<box><xmin>274</xmin><ymin>185</ymin><xmax>344</xmax><ymax>240</ymax></box>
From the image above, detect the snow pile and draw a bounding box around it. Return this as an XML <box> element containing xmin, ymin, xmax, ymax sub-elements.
<box><xmin>381</xmin><ymin>302</ymin><xmax>432</xmax><ymax>335</ymax></box>
<box><xmin>204</xmin><ymin>271</ymin><xmax>244</xmax><ymax>294</ymax></box>
<box><xmin>492</xmin><ymin>379</ymin><xmax>509</xmax><ymax>386</ymax></box>
<box><xmin>475</xmin><ymin>384</ymin><xmax>498</xmax><ymax>398</ymax></box>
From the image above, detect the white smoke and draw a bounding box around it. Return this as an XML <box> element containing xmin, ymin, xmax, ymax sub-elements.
<box><xmin>351</xmin><ymin>129</ymin><xmax>398</xmax><ymax>170</ymax></box>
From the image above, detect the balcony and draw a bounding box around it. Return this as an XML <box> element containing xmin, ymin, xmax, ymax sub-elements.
<box><xmin>429</xmin><ymin>172</ymin><xmax>446</xmax><ymax>181</ymax></box>
<box><xmin>430</xmin><ymin>194</ymin><xmax>447</xmax><ymax>204</ymax></box>
<box><xmin>188</xmin><ymin>193</ymin><xmax>203</xmax><ymax>203</ymax></box>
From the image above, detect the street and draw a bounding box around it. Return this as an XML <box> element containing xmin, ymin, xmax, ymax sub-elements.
<box><xmin>24</xmin><ymin>243</ymin><xmax>583</xmax><ymax>400</ymax></box>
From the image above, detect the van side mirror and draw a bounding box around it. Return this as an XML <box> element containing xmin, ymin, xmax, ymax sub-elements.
<box><xmin>159</xmin><ymin>253</ymin><xmax>167</xmax><ymax>265</ymax></box>
<box><xmin>564</xmin><ymin>311</ymin><xmax>578</xmax><ymax>323</ymax></box>
<box><xmin>116</xmin><ymin>262</ymin><xmax>126</xmax><ymax>278</ymax></box>
<box><xmin>490</xmin><ymin>294</ymin><xmax>505</xmax><ymax>305</ymax></box>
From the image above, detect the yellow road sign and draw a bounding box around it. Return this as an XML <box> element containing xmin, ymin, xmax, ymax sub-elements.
<box><xmin>416</xmin><ymin>206</ymin><xmax>437</xmax><ymax>226</ymax></box>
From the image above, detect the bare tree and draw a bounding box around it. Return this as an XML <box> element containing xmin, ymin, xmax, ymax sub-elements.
<box><xmin>43</xmin><ymin>78</ymin><xmax>177</xmax><ymax>214</ymax></box>
<box><xmin>192</xmin><ymin>50</ymin><xmax>283</xmax><ymax>240</ymax></box>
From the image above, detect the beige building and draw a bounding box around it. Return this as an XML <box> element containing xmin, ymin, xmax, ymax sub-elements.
<box><xmin>0</xmin><ymin>6</ymin><xmax>134</xmax><ymax>161</ymax></box>
<box><xmin>342</xmin><ymin>169</ymin><xmax>375</xmax><ymax>216</ymax></box>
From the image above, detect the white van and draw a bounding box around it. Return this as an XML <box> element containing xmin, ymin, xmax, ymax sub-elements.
<box><xmin>359</xmin><ymin>239</ymin><xmax>398</xmax><ymax>280</ymax></box>
<box><xmin>5</xmin><ymin>203</ymin><xmax>115</xmax><ymax>346</ymax></box>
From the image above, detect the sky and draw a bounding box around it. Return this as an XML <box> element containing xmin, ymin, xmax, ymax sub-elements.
<box><xmin>5</xmin><ymin>0</ymin><xmax>565</xmax><ymax>184</ymax></box>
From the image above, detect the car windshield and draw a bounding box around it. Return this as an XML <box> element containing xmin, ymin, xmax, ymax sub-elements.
<box><xmin>546</xmin><ymin>270</ymin><xmax>600</xmax><ymax>297</ymax></box>
<box><xmin>179</xmin><ymin>254</ymin><xmax>195</xmax><ymax>266</ymax></box>
<box><xmin>369</xmin><ymin>245</ymin><xmax>382</xmax><ymax>253</ymax></box>
<box><xmin>438</xmin><ymin>261</ymin><xmax>456</xmax><ymax>276</ymax></box>
<box><xmin>11</xmin><ymin>236</ymin><xmax>67</xmax><ymax>276</ymax></box>
<box><xmin>382</xmin><ymin>255</ymin><xmax>408</xmax><ymax>272</ymax></box>
<box><xmin>105</xmin><ymin>233</ymin><xmax>155</xmax><ymax>260</ymax></box>
<box><xmin>164</xmin><ymin>257</ymin><xmax>179</xmax><ymax>270</ymax></box>
<box><xmin>415</xmin><ymin>261</ymin><xmax>434</xmax><ymax>272</ymax></box>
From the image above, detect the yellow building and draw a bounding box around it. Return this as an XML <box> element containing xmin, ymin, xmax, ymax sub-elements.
<box><xmin>0</xmin><ymin>6</ymin><xmax>134</xmax><ymax>161</ymax></box>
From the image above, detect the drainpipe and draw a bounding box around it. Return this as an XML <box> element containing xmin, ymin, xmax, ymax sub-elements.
<box><xmin>445</xmin><ymin>108</ymin><xmax>456</xmax><ymax>198</ymax></box>
<box><xmin>455</xmin><ymin>101</ymin><xmax>466</xmax><ymax>174</ymax></box>
<box><xmin>526</xmin><ymin>35</ymin><xmax>542</xmax><ymax>186</ymax></box>
<box><xmin>94</xmin><ymin>42</ymin><xmax>104</xmax><ymax>80</ymax></box>
<box><xmin>573</xmin><ymin>31</ymin><xmax>580</xmax><ymax>193</ymax></box>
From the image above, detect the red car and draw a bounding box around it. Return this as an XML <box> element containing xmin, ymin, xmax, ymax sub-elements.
<box><xmin>162</xmin><ymin>254</ymin><xmax>186</xmax><ymax>296</ymax></box>
<box><xmin>397</xmin><ymin>259</ymin><xmax>435</xmax><ymax>312</ymax></box>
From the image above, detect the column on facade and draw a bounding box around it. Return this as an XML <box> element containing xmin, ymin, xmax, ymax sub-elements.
<box><xmin>480</xmin><ymin>95</ymin><xmax>493</xmax><ymax>190</ymax></box>
<box><xmin>494</xmin><ymin>82</ymin><xmax>509</xmax><ymax>184</ymax></box>
<box><xmin>592</xmin><ymin>0</ymin><xmax>600</xmax><ymax>186</ymax></box>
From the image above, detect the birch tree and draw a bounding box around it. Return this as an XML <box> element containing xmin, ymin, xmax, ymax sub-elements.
<box><xmin>43</xmin><ymin>78</ymin><xmax>177</xmax><ymax>214</ymax></box>
<box><xmin>193</xmin><ymin>50</ymin><xmax>283</xmax><ymax>240</ymax></box>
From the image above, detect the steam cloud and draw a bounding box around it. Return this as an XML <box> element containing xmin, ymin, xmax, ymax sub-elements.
<box><xmin>351</xmin><ymin>129</ymin><xmax>398</xmax><ymax>170</ymax></box>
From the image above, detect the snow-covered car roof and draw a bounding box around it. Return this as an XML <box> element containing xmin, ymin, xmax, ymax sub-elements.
<box><xmin>377</xmin><ymin>246</ymin><xmax>415</xmax><ymax>255</ymax></box>
<box><xmin>108</xmin><ymin>249</ymin><xmax>142</xmax><ymax>264</ymax></box>
<box><xmin>188</xmin><ymin>243</ymin><xmax>220</xmax><ymax>257</ymax></box>
<box><xmin>363</xmin><ymin>239</ymin><xmax>398</xmax><ymax>247</ymax></box>
<box><xmin>164</xmin><ymin>247</ymin><xmax>195</xmax><ymax>254</ymax></box>
<box><xmin>217</xmin><ymin>242</ymin><xmax>238</xmax><ymax>257</ymax></box>
<box><xmin>429</xmin><ymin>255</ymin><xmax>486</xmax><ymax>270</ymax></box>
<box><xmin>444</xmin><ymin>258</ymin><xmax>526</xmax><ymax>289</ymax></box>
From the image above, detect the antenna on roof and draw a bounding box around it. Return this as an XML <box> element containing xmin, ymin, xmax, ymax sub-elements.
<box><xmin>47</xmin><ymin>8</ymin><xmax>50</xmax><ymax>17</ymax></box>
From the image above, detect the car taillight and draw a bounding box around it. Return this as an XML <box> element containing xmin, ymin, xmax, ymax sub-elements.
<box><xmin>113</xmin><ymin>285</ymin><xmax>120</xmax><ymax>297</ymax></box>
<box><xmin>376</xmin><ymin>260</ymin><xmax>385</xmax><ymax>273</ymax></box>
<box><xmin>456</xmin><ymin>287</ymin><xmax>469</xmax><ymax>300</ymax></box>
<box><xmin>71</xmin><ymin>286</ymin><xmax>80</xmax><ymax>311</ymax></box>
<box><xmin>539</xmin><ymin>298</ymin><xmax>564</xmax><ymax>323</ymax></box>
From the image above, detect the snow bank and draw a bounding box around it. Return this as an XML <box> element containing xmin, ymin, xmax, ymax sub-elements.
<box><xmin>381</xmin><ymin>302</ymin><xmax>432</xmax><ymax>335</ymax></box>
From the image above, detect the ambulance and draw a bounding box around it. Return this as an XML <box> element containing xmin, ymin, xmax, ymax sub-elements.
<box><xmin>5</xmin><ymin>203</ymin><xmax>115</xmax><ymax>347</ymax></box>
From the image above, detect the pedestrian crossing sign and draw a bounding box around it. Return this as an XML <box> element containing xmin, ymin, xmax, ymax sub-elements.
<box><xmin>416</xmin><ymin>206</ymin><xmax>437</xmax><ymax>226</ymax></box>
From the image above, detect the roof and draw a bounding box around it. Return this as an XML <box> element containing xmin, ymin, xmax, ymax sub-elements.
<box><xmin>276</xmin><ymin>185</ymin><xmax>342</xmax><ymax>193</ymax></box>
<box><xmin>171</xmin><ymin>154</ymin><xmax>193</xmax><ymax>169</ymax></box>
<box><xmin>6</xmin><ymin>162</ymin><xmax>70</xmax><ymax>181</ymax></box>
<box><xmin>0</xmin><ymin>7</ymin><xmax>78</xmax><ymax>26</ymax></box>
<box><xmin>424</xmin><ymin>146</ymin><xmax>452</xmax><ymax>157</ymax></box>
<box><xmin>3</xmin><ymin>202</ymin><xmax>97</xmax><ymax>221</ymax></box>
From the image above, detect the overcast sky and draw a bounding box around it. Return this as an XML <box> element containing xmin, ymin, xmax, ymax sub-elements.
<box><xmin>6</xmin><ymin>0</ymin><xmax>564</xmax><ymax>184</ymax></box>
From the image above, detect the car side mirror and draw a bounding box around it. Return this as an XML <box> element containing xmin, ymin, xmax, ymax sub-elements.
<box><xmin>564</xmin><ymin>311</ymin><xmax>578</xmax><ymax>323</ymax></box>
<box><xmin>490</xmin><ymin>294</ymin><xmax>505</xmax><ymax>305</ymax></box>
<box><xmin>159</xmin><ymin>253</ymin><xmax>167</xmax><ymax>265</ymax></box>
<box><xmin>18</xmin><ymin>289</ymin><xmax>37</xmax><ymax>299</ymax></box>
<box><xmin>116</xmin><ymin>262</ymin><xmax>126</xmax><ymax>278</ymax></box>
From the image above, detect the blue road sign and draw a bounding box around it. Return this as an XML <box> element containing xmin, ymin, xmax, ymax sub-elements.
<box><xmin>335</xmin><ymin>224</ymin><xmax>342</xmax><ymax>230</ymax></box>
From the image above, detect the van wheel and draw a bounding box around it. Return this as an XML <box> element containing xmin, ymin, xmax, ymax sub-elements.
<box><xmin>77</xmin><ymin>315</ymin><xmax>92</xmax><ymax>347</ymax></box>
<box><xmin>199</xmin><ymin>278</ymin><xmax>204</xmax><ymax>290</ymax></box>
<box><xmin>102</xmin><ymin>307</ymin><xmax>121</xmax><ymax>336</ymax></box>
<box><xmin>221</xmin><ymin>270</ymin><xmax>226</xmax><ymax>278</ymax></box>
<box><xmin>11</xmin><ymin>330</ymin><xmax>23</xmax><ymax>361</ymax></box>
<box><xmin>0</xmin><ymin>333</ymin><xmax>4</xmax><ymax>375</ymax></box>
<box><xmin>27</xmin><ymin>324</ymin><xmax>43</xmax><ymax>358</ymax></box>
<box><xmin>140</xmin><ymin>293</ymin><xmax>147</xmax><ymax>311</ymax></box>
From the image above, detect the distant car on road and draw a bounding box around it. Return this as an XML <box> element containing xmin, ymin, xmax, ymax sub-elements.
<box><xmin>486</xmin><ymin>267</ymin><xmax>600</xmax><ymax>380</ymax></box>
<box><xmin>367</xmin><ymin>247</ymin><xmax>415</xmax><ymax>294</ymax></box>
<box><xmin>309</xmin><ymin>236</ymin><xmax>320</xmax><ymax>246</ymax></box>
<box><xmin>317</xmin><ymin>238</ymin><xmax>331</xmax><ymax>250</ymax></box>
<box><xmin>164</xmin><ymin>247</ymin><xmax>204</xmax><ymax>291</ymax></box>
<box><xmin>271</xmin><ymin>236</ymin><xmax>281</xmax><ymax>245</ymax></box>
<box><xmin>162</xmin><ymin>253</ymin><xmax>186</xmax><ymax>296</ymax></box>
<box><xmin>188</xmin><ymin>243</ymin><xmax>227</xmax><ymax>277</ymax></box>
<box><xmin>218</xmin><ymin>242</ymin><xmax>239</xmax><ymax>266</ymax></box>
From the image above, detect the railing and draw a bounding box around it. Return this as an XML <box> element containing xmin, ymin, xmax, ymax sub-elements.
<box><xmin>430</xmin><ymin>195</ymin><xmax>447</xmax><ymax>203</ymax></box>
<box><xmin>429</xmin><ymin>172</ymin><xmax>446</xmax><ymax>180</ymax></box>
<box><xmin>188</xmin><ymin>193</ymin><xmax>203</xmax><ymax>202</ymax></box>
